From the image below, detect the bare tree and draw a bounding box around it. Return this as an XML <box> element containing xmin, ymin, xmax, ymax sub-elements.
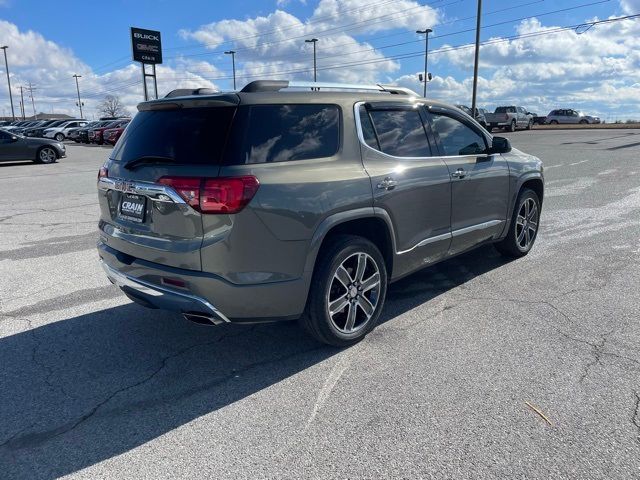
<box><xmin>98</xmin><ymin>95</ymin><xmax>128</xmax><ymax>118</ymax></box>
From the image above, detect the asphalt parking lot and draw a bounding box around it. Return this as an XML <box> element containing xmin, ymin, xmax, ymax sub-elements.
<box><xmin>1</xmin><ymin>130</ymin><xmax>639</xmax><ymax>479</ymax></box>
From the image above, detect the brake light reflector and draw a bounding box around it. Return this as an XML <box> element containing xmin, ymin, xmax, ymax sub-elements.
<box><xmin>157</xmin><ymin>176</ymin><xmax>259</xmax><ymax>214</ymax></box>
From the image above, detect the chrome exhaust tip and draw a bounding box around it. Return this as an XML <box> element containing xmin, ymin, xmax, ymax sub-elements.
<box><xmin>183</xmin><ymin>312</ymin><xmax>225</xmax><ymax>326</ymax></box>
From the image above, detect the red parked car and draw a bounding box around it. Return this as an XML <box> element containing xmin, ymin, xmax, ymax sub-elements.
<box><xmin>104</xmin><ymin>124</ymin><xmax>128</xmax><ymax>145</ymax></box>
<box><xmin>89</xmin><ymin>119</ymin><xmax>130</xmax><ymax>145</ymax></box>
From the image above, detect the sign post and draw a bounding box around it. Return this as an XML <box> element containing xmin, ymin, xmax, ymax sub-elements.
<box><xmin>130</xmin><ymin>27</ymin><xmax>162</xmax><ymax>101</ymax></box>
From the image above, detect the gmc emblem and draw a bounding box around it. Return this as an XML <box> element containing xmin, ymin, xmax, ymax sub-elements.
<box><xmin>114</xmin><ymin>180</ymin><xmax>136</xmax><ymax>193</ymax></box>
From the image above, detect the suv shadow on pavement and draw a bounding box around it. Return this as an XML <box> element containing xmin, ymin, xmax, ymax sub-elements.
<box><xmin>0</xmin><ymin>245</ymin><xmax>509</xmax><ymax>478</ymax></box>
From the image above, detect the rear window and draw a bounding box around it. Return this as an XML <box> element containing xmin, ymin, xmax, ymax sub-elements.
<box><xmin>226</xmin><ymin>104</ymin><xmax>340</xmax><ymax>164</ymax></box>
<box><xmin>112</xmin><ymin>107</ymin><xmax>236</xmax><ymax>165</ymax></box>
<box><xmin>495</xmin><ymin>107</ymin><xmax>515</xmax><ymax>113</ymax></box>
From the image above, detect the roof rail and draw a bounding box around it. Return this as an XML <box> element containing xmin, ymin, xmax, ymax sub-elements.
<box><xmin>240</xmin><ymin>80</ymin><xmax>418</xmax><ymax>96</ymax></box>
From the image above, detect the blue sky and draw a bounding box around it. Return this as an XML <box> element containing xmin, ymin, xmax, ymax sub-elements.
<box><xmin>0</xmin><ymin>0</ymin><xmax>639</xmax><ymax>119</ymax></box>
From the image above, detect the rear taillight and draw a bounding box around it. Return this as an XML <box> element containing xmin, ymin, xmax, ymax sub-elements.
<box><xmin>98</xmin><ymin>166</ymin><xmax>108</xmax><ymax>179</ymax></box>
<box><xmin>157</xmin><ymin>176</ymin><xmax>259</xmax><ymax>214</ymax></box>
<box><xmin>158</xmin><ymin>177</ymin><xmax>200</xmax><ymax>209</ymax></box>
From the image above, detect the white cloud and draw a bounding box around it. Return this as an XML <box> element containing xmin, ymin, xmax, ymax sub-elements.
<box><xmin>179</xmin><ymin>0</ymin><xmax>439</xmax><ymax>83</ymax></box>
<box><xmin>0</xmin><ymin>20</ymin><xmax>222</xmax><ymax>119</ymax></box>
<box><xmin>620</xmin><ymin>0</ymin><xmax>640</xmax><ymax>14</ymax></box>
<box><xmin>424</xmin><ymin>15</ymin><xmax>640</xmax><ymax>119</ymax></box>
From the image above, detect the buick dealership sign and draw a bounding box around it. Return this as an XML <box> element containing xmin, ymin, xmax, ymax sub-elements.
<box><xmin>131</xmin><ymin>27</ymin><xmax>162</xmax><ymax>64</ymax></box>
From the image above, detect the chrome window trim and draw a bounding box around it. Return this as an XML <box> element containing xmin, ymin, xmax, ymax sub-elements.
<box><xmin>98</xmin><ymin>177</ymin><xmax>186</xmax><ymax>204</ymax></box>
<box><xmin>397</xmin><ymin>220</ymin><xmax>504</xmax><ymax>255</ymax></box>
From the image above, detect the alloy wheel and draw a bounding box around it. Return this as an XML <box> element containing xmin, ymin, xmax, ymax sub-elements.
<box><xmin>39</xmin><ymin>148</ymin><xmax>57</xmax><ymax>164</ymax></box>
<box><xmin>326</xmin><ymin>252</ymin><xmax>381</xmax><ymax>334</ymax></box>
<box><xmin>515</xmin><ymin>198</ymin><xmax>538</xmax><ymax>250</ymax></box>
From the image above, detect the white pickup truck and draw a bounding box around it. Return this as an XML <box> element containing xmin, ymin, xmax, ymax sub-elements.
<box><xmin>485</xmin><ymin>106</ymin><xmax>534</xmax><ymax>132</ymax></box>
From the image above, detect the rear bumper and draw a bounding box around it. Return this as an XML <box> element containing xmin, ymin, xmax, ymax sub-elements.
<box><xmin>101</xmin><ymin>260</ymin><xmax>230</xmax><ymax>325</ymax></box>
<box><xmin>98</xmin><ymin>242</ymin><xmax>308</xmax><ymax>322</ymax></box>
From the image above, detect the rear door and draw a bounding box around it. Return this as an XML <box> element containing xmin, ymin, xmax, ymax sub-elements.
<box><xmin>357</xmin><ymin>102</ymin><xmax>452</xmax><ymax>277</ymax></box>
<box><xmin>99</xmin><ymin>101</ymin><xmax>238</xmax><ymax>270</ymax></box>
<box><xmin>425</xmin><ymin>107</ymin><xmax>509</xmax><ymax>256</ymax></box>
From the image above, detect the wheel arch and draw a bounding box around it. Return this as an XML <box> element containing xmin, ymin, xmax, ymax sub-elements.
<box><xmin>304</xmin><ymin>208</ymin><xmax>396</xmax><ymax>283</ymax></box>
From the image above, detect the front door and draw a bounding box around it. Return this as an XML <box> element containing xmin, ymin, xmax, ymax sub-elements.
<box><xmin>356</xmin><ymin>102</ymin><xmax>452</xmax><ymax>278</ymax></box>
<box><xmin>0</xmin><ymin>130</ymin><xmax>23</xmax><ymax>160</ymax></box>
<box><xmin>425</xmin><ymin>107</ymin><xmax>510</xmax><ymax>256</ymax></box>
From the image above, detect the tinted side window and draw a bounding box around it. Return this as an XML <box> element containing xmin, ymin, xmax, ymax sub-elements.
<box><xmin>368</xmin><ymin>109</ymin><xmax>431</xmax><ymax>157</ymax></box>
<box><xmin>429</xmin><ymin>113</ymin><xmax>487</xmax><ymax>156</ymax></box>
<box><xmin>230</xmin><ymin>104</ymin><xmax>340</xmax><ymax>164</ymax></box>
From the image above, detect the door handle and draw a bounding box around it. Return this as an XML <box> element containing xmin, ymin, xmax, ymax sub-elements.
<box><xmin>451</xmin><ymin>168</ymin><xmax>466</xmax><ymax>179</ymax></box>
<box><xmin>377</xmin><ymin>177</ymin><xmax>397</xmax><ymax>190</ymax></box>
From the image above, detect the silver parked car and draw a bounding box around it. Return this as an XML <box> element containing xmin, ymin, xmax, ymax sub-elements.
<box><xmin>98</xmin><ymin>80</ymin><xmax>544</xmax><ymax>346</ymax></box>
<box><xmin>546</xmin><ymin>109</ymin><xmax>601</xmax><ymax>125</ymax></box>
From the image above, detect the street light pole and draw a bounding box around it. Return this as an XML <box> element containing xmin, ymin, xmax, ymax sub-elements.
<box><xmin>19</xmin><ymin>86</ymin><xmax>25</xmax><ymax>119</ymax></box>
<box><xmin>471</xmin><ymin>0</ymin><xmax>483</xmax><ymax>115</ymax></box>
<box><xmin>224</xmin><ymin>50</ymin><xmax>236</xmax><ymax>90</ymax></box>
<box><xmin>416</xmin><ymin>29</ymin><xmax>432</xmax><ymax>98</ymax></box>
<box><xmin>1</xmin><ymin>46</ymin><xmax>15</xmax><ymax>121</ymax></box>
<box><xmin>72</xmin><ymin>74</ymin><xmax>84</xmax><ymax>118</ymax></box>
<box><xmin>305</xmin><ymin>38</ymin><xmax>318</xmax><ymax>82</ymax></box>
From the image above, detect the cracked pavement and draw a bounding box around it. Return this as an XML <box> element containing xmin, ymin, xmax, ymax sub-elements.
<box><xmin>1</xmin><ymin>132</ymin><xmax>639</xmax><ymax>479</ymax></box>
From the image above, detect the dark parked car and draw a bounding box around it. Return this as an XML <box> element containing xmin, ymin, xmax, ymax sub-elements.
<box><xmin>0</xmin><ymin>129</ymin><xmax>66</xmax><ymax>163</ymax></box>
<box><xmin>98</xmin><ymin>80</ymin><xmax>544</xmax><ymax>346</ymax></box>
<box><xmin>456</xmin><ymin>105</ymin><xmax>487</xmax><ymax>128</ymax></box>
<box><xmin>89</xmin><ymin>119</ymin><xmax>129</xmax><ymax>145</ymax></box>
<box><xmin>23</xmin><ymin>119</ymin><xmax>67</xmax><ymax>137</ymax></box>
<box><xmin>77</xmin><ymin>121</ymin><xmax>113</xmax><ymax>143</ymax></box>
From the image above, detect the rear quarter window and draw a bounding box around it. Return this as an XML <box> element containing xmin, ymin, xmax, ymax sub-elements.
<box><xmin>226</xmin><ymin>104</ymin><xmax>340</xmax><ymax>164</ymax></box>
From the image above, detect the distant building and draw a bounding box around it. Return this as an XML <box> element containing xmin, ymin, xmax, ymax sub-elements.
<box><xmin>0</xmin><ymin>113</ymin><xmax>75</xmax><ymax>121</ymax></box>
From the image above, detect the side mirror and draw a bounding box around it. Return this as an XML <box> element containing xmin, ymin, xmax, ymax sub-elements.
<box><xmin>489</xmin><ymin>136</ymin><xmax>511</xmax><ymax>154</ymax></box>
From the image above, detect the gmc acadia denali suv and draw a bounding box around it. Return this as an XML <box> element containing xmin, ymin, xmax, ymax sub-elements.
<box><xmin>98</xmin><ymin>80</ymin><xmax>544</xmax><ymax>346</ymax></box>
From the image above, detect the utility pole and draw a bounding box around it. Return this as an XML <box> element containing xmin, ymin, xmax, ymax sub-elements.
<box><xmin>73</xmin><ymin>74</ymin><xmax>84</xmax><ymax>118</ymax></box>
<box><xmin>416</xmin><ymin>29</ymin><xmax>433</xmax><ymax>98</ymax></box>
<box><xmin>27</xmin><ymin>82</ymin><xmax>37</xmax><ymax>119</ymax></box>
<box><xmin>305</xmin><ymin>38</ymin><xmax>318</xmax><ymax>82</ymax></box>
<box><xmin>471</xmin><ymin>0</ymin><xmax>483</xmax><ymax>115</ymax></box>
<box><xmin>224</xmin><ymin>50</ymin><xmax>236</xmax><ymax>90</ymax></box>
<box><xmin>19</xmin><ymin>85</ymin><xmax>25</xmax><ymax>119</ymax></box>
<box><xmin>1</xmin><ymin>46</ymin><xmax>15</xmax><ymax>120</ymax></box>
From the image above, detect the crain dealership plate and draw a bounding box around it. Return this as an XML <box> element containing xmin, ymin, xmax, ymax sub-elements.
<box><xmin>118</xmin><ymin>193</ymin><xmax>146</xmax><ymax>223</ymax></box>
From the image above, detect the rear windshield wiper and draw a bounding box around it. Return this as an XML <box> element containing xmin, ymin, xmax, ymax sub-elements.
<box><xmin>124</xmin><ymin>156</ymin><xmax>178</xmax><ymax>170</ymax></box>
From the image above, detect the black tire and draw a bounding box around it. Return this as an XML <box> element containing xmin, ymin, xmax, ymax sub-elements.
<box><xmin>300</xmin><ymin>234</ymin><xmax>388</xmax><ymax>347</ymax></box>
<box><xmin>495</xmin><ymin>188</ymin><xmax>541</xmax><ymax>258</ymax></box>
<box><xmin>550</xmin><ymin>120</ymin><xmax>559</xmax><ymax>125</ymax></box>
<box><xmin>526</xmin><ymin>120</ymin><xmax>533</xmax><ymax>130</ymax></box>
<box><xmin>35</xmin><ymin>146</ymin><xmax>58</xmax><ymax>164</ymax></box>
<box><xmin>54</xmin><ymin>133</ymin><xmax>64</xmax><ymax>142</ymax></box>
<box><xmin>579</xmin><ymin>119</ymin><xmax>588</xmax><ymax>125</ymax></box>
<box><xmin>508</xmin><ymin>120</ymin><xmax>516</xmax><ymax>132</ymax></box>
